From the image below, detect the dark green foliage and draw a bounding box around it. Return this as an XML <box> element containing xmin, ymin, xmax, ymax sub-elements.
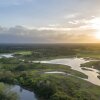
<box><xmin>34</xmin><ymin>80</ymin><xmax>56</xmax><ymax>99</ymax></box>
<box><xmin>0</xmin><ymin>83</ymin><xmax>18</xmax><ymax>100</ymax></box>
<box><xmin>50</xmin><ymin>91</ymin><xmax>72</xmax><ymax>100</ymax></box>
<box><xmin>74</xmin><ymin>90</ymin><xmax>96</xmax><ymax>100</ymax></box>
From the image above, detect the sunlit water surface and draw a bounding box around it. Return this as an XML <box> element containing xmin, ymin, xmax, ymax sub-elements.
<box><xmin>35</xmin><ymin>58</ymin><xmax>100</xmax><ymax>86</ymax></box>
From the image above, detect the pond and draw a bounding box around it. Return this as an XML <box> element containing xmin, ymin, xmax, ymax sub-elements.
<box><xmin>10</xmin><ymin>85</ymin><xmax>37</xmax><ymax>100</ymax></box>
<box><xmin>0</xmin><ymin>53</ymin><xmax>14</xmax><ymax>58</ymax></box>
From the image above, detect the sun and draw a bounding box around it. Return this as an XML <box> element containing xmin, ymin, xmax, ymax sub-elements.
<box><xmin>90</xmin><ymin>17</ymin><xmax>100</xmax><ymax>40</ymax></box>
<box><xmin>95</xmin><ymin>32</ymin><xmax>100</xmax><ymax>39</ymax></box>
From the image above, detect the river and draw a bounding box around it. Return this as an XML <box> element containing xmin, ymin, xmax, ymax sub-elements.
<box><xmin>0</xmin><ymin>54</ymin><xmax>100</xmax><ymax>98</ymax></box>
<box><xmin>34</xmin><ymin>57</ymin><xmax>100</xmax><ymax>86</ymax></box>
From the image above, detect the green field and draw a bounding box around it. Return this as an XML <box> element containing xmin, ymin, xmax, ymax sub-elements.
<box><xmin>15</xmin><ymin>51</ymin><xmax>32</xmax><ymax>55</ymax></box>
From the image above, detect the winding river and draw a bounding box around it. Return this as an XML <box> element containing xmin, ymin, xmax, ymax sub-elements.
<box><xmin>0</xmin><ymin>53</ymin><xmax>100</xmax><ymax>99</ymax></box>
<box><xmin>36</xmin><ymin>58</ymin><xmax>100</xmax><ymax>86</ymax></box>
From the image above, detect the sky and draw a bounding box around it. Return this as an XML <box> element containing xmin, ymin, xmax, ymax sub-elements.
<box><xmin>0</xmin><ymin>0</ymin><xmax>100</xmax><ymax>43</ymax></box>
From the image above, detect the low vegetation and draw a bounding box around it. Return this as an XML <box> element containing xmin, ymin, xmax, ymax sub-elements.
<box><xmin>81</xmin><ymin>61</ymin><xmax>100</xmax><ymax>70</ymax></box>
<box><xmin>0</xmin><ymin>58</ymin><xmax>100</xmax><ymax>100</ymax></box>
<box><xmin>0</xmin><ymin>83</ymin><xmax>18</xmax><ymax>100</ymax></box>
<box><xmin>0</xmin><ymin>44</ymin><xmax>100</xmax><ymax>100</ymax></box>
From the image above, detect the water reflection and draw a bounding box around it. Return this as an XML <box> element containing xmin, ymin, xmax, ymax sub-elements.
<box><xmin>20</xmin><ymin>87</ymin><xmax>23</xmax><ymax>92</ymax></box>
<box><xmin>11</xmin><ymin>85</ymin><xmax>37</xmax><ymax>100</ymax></box>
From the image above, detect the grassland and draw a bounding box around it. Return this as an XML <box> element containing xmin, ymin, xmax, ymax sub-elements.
<box><xmin>81</xmin><ymin>61</ymin><xmax>100</xmax><ymax>70</ymax></box>
<box><xmin>15</xmin><ymin>51</ymin><xmax>32</xmax><ymax>55</ymax></box>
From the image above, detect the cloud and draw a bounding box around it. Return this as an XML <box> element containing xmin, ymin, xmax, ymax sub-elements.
<box><xmin>64</xmin><ymin>13</ymin><xmax>79</xmax><ymax>19</ymax></box>
<box><xmin>0</xmin><ymin>25</ymin><xmax>97</xmax><ymax>43</ymax></box>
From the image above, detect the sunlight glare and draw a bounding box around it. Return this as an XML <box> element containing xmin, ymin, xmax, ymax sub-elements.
<box><xmin>91</xmin><ymin>18</ymin><xmax>100</xmax><ymax>39</ymax></box>
<box><xmin>95</xmin><ymin>32</ymin><xmax>100</xmax><ymax>39</ymax></box>
<box><xmin>91</xmin><ymin>18</ymin><xmax>100</xmax><ymax>30</ymax></box>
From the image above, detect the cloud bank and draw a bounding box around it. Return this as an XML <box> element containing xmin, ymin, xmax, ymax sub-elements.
<box><xmin>0</xmin><ymin>23</ymin><xmax>97</xmax><ymax>43</ymax></box>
